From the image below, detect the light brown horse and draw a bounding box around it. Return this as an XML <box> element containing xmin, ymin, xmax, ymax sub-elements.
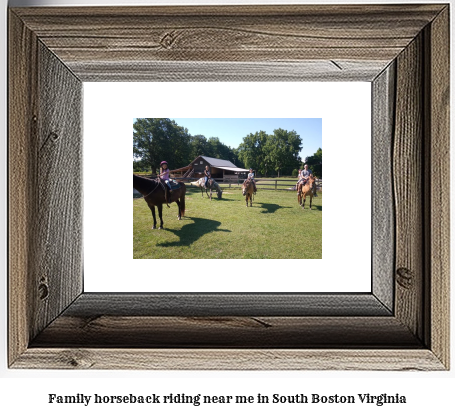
<box><xmin>133</xmin><ymin>174</ymin><xmax>186</xmax><ymax>229</ymax></box>
<box><xmin>242</xmin><ymin>179</ymin><xmax>255</xmax><ymax>207</ymax></box>
<box><xmin>297</xmin><ymin>175</ymin><xmax>316</xmax><ymax>210</ymax></box>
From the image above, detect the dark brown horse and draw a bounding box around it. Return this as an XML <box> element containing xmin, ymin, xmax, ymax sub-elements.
<box><xmin>242</xmin><ymin>179</ymin><xmax>254</xmax><ymax>207</ymax></box>
<box><xmin>297</xmin><ymin>174</ymin><xmax>316</xmax><ymax>210</ymax></box>
<box><xmin>133</xmin><ymin>174</ymin><xmax>186</xmax><ymax>229</ymax></box>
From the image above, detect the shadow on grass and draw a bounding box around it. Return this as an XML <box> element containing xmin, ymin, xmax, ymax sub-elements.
<box><xmin>299</xmin><ymin>205</ymin><xmax>322</xmax><ymax>211</ymax></box>
<box><xmin>187</xmin><ymin>189</ymin><xmax>235</xmax><ymax>202</ymax></box>
<box><xmin>256</xmin><ymin>202</ymin><xmax>292</xmax><ymax>214</ymax></box>
<box><xmin>157</xmin><ymin>217</ymin><xmax>231</xmax><ymax>247</ymax></box>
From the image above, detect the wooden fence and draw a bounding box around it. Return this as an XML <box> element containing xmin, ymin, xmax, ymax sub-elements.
<box><xmin>133</xmin><ymin>176</ymin><xmax>321</xmax><ymax>196</ymax></box>
<box><xmin>133</xmin><ymin>173</ymin><xmax>321</xmax><ymax>191</ymax></box>
<box><xmin>174</xmin><ymin>176</ymin><xmax>322</xmax><ymax>191</ymax></box>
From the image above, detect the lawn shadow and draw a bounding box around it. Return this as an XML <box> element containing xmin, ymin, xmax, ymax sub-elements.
<box><xmin>157</xmin><ymin>217</ymin><xmax>231</xmax><ymax>247</ymax></box>
<box><xmin>302</xmin><ymin>202</ymin><xmax>322</xmax><ymax>211</ymax></box>
<box><xmin>256</xmin><ymin>202</ymin><xmax>293</xmax><ymax>214</ymax></box>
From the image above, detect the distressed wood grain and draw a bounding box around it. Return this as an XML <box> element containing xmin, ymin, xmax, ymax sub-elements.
<box><xmin>11</xmin><ymin>5</ymin><xmax>444</xmax><ymax>81</ymax></box>
<box><xmin>60</xmin><ymin>293</ymin><xmax>391</xmax><ymax>317</ymax></box>
<box><xmin>393</xmin><ymin>34</ymin><xmax>424</xmax><ymax>340</ymax></box>
<box><xmin>14</xmin><ymin>349</ymin><xmax>445</xmax><ymax>371</ymax></box>
<box><xmin>372</xmin><ymin>63</ymin><xmax>395</xmax><ymax>312</ymax></box>
<box><xmin>8</xmin><ymin>11</ymin><xmax>39</xmax><ymax>366</ymax></box>
<box><xmin>70</xmin><ymin>60</ymin><xmax>389</xmax><ymax>82</ymax></box>
<box><xmin>33</xmin><ymin>42</ymin><xmax>83</xmax><ymax>339</ymax></box>
<box><xmin>31</xmin><ymin>316</ymin><xmax>420</xmax><ymax>348</ymax></box>
<box><xmin>425</xmin><ymin>6</ymin><xmax>450</xmax><ymax>369</ymax></box>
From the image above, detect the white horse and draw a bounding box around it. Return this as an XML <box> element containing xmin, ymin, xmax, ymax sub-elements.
<box><xmin>190</xmin><ymin>177</ymin><xmax>223</xmax><ymax>200</ymax></box>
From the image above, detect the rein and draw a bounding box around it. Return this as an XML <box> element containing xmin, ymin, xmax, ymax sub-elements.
<box><xmin>139</xmin><ymin>179</ymin><xmax>165</xmax><ymax>199</ymax></box>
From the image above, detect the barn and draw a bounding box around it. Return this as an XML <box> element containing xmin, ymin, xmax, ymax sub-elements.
<box><xmin>170</xmin><ymin>155</ymin><xmax>249</xmax><ymax>180</ymax></box>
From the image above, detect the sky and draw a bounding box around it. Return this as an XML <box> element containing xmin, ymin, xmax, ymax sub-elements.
<box><xmin>134</xmin><ymin>118</ymin><xmax>322</xmax><ymax>162</ymax></box>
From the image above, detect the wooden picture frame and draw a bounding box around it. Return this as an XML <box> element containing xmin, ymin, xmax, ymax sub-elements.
<box><xmin>9</xmin><ymin>4</ymin><xmax>449</xmax><ymax>370</ymax></box>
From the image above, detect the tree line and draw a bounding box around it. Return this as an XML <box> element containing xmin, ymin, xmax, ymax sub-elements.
<box><xmin>133</xmin><ymin>118</ymin><xmax>322</xmax><ymax>177</ymax></box>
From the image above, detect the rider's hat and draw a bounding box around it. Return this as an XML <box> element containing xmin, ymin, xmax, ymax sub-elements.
<box><xmin>160</xmin><ymin>161</ymin><xmax>168</xmax><ymax>166</ymax></box>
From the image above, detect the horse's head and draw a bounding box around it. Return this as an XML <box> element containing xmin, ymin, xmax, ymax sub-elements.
<box><xmin>217</xmin><ymin>189</ymin><xmax>223</xmax><ymax>199</ymax></box>
<box><xmin>308</xmin><ymin>175</ymin><xmax>316</xmax><ymax>192</ymax></box>
<box><xmin>242</xmin><ymin>182</ymin><xmax>248</xmax><ymax>196</ymax></box>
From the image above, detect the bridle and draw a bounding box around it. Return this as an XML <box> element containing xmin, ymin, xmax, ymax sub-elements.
<box><xmin>142</xmin><ymin>179</ymin><xmax>166</xmax><ymax>199</ymax></box>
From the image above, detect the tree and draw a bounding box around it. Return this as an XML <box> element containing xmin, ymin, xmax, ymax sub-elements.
<box><xmin>189</xmin><ymin>134</ymin><xmax>209</xmax><ymax>161</ymax></box>
<box><xmin>305</xmin><ymin>147</ymin><xmax>322</xmax><ymax>178</ymax></box>
<box><xmin>237</xmin><ymin>131</ymin><xmax>268</xmax><ymax>174</ymax></box>
<box><xmin>263</xmin><ymin>129</ymin><xmax>302</xmax><ymax>176</ymax></box>
<box><xmin>133</xmin><ymin>118</ymin><xmax>190</xmax><ymax>173</ymax></box>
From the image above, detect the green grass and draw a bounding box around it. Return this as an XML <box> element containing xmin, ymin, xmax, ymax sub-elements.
<box><xmin>133</xmin><ymin>188</ymin><xmax>322</xmax><ymax>259</ymax></box>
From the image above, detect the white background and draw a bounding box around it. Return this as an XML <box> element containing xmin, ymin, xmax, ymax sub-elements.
<box><xmin>84</xmin><ymin>82</ymin><xmax>371</xmax><ymax>292</ymax></box>
<box><xmin>1</xmin><ymin>0</ymin><xmax>454</xmax><ymax>414</ymax></box>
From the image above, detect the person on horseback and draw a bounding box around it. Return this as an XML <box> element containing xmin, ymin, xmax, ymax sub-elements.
<box><xmin>300</xmin><ymin>164</ymin><xmax>318</xmax><ymax>197</ymax></box>
<box><xmin>296</xmin><ymin>169</ymin><xmax>303</xmax><ymax>189</ymax></box>
<box><xmin>204</xmin><ymin>165</ymin><xmax>211</xmax><ymax>188</ymax></box>
<box><xmin>159</xmin><ymin>161</ymin><xmax>173</xmax><ymax>202</ymax></box>
<box><xmin>247</xmin><ymin>168</ymin><xmax>257</xmax><ymax>194</ymax></box>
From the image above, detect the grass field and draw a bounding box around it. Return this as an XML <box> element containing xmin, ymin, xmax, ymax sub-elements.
<box><xmin>133</xmin><ymin>187</ymin><xmax>322</xmax><ymax>259</ymax></box>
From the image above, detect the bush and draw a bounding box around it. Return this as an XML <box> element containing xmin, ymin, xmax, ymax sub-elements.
<box><xmin>291</xmin><ymin>168</ymin><xmax>299</xmax><ymax>177</ymax></box>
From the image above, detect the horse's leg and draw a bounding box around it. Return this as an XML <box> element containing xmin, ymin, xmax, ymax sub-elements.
<box><xmin>250</xmin><ymin>193</ymin><xmax>252</xmax><ymax>207</ymax></box>
<box><xmin>157</xmin><ymin>204</ymin><xmax>164</xmax><ymax>229</ymax></box>
<box><xmin>149</xmin><ymin>205</ymin><xmax>157</xmax><ymax>229</ymax></box>
<box><xmin>309</xmin><ymin>194</ymin><xmax>313</xmax><ymax>210</ymax></box>
<box><xmin>302</xmin><ymin>194</ymin><xmax>306</xmax><ymax>209</ymax></box>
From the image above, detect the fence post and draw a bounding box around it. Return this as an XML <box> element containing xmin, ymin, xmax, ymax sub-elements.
<box><xmin>275</xmin><ymin>180</ymin><xmax>277</xmax><ymax>190</ymax></box>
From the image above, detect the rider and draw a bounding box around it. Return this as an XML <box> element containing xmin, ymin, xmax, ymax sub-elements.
<box><xmin>247</xmin><ymin>168</ymin><xmax>257</xmax><ymax>193</ymax></box>
<box><xmin>300</xmin><ymin>164</ymin><xmax>318</xmax><ymax>197</ymax></box>
<box><xmin>204</xmin><ymin>165</ymin><xmax>211</xmax><ymax>188</ymax></box>
<box><xmin>159</xmin><ymin>161</ymin><xmax>173</xmax><ymax>200</ymax></box>
<box><xmin>296</xmin><ymin>169</ymin><xmax>303</xmax><ymax>189</ymax></box>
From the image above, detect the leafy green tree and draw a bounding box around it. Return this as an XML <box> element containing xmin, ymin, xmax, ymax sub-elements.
<box><xmin>263</xmin><ymin>129</ymin><xmax>302</xmax><ymax>177</ymax></box>
<box><xmin>207</xmin><ymin>137</ymin><xmax>237</xmax><ymax>162</ymax></box>
<box><xmin>238</xmin><ymin>131</ymin><xmax>268</xmax><ymax>174</ymax></box>
<box><xmin>133</xmin><ymin>159</ymin><xmax>149</xmax><ymax>172</ymax></box>
<box><xmin>189</xmin><ymin>134</ymin><xmax>209</xmax><ymax>161</ymax></box>
<box><xmin>133</xmin><ymin>118</ymin><xmax>190</xmax><ymax>173</ymax></box>
<box><xmin>305</xmin><ymin>147</ymin><xmax>322</xmax><ymax>178</ymax></box>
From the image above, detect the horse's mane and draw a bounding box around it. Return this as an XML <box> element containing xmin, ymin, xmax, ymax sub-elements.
<box><xmin>133</xmin><ymin>174</ymin><xmax>162</xmax><ymax>194</ymax></box>
<box><xmin>133</xmin><ymin>174</ymin><xmax>156</xmax><ymax>185</ymax></box>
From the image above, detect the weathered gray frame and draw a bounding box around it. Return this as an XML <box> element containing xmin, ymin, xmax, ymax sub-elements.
<box><xmin>8</xmin><ymin>4</ymin><xmax>449</xmax><ymax>370</ymax></box>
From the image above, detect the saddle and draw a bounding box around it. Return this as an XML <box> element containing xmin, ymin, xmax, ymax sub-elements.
<box><xmin>168</xmin><ymin>179</ymin><xmax>181</xmax><ymax>190</ymax></box>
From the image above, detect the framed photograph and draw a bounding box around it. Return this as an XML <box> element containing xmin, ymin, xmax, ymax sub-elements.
<box><xmin>9</xmin><ymin>4</ymin><xmax>449</xmax><ymax>370</ymax></box>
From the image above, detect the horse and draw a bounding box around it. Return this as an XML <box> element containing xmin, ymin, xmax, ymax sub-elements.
<box><xmin>133</xmin><ymin>174</ymin><xmax>186</xmax><ymax>229</ymax></box>
<box><xmin>297</xmin><ymin>174</ymin><xmax>316</xmax><ymax>210</ymax></box>
<box><xmin>190</xmin><ymin>177</ymin><xmax>223</xmax><ymax>200</ymax></box>
<box><xmin>242</xmin><ymin>179</ymin><xmax>255</xmax><ymax>207</ymax></box>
